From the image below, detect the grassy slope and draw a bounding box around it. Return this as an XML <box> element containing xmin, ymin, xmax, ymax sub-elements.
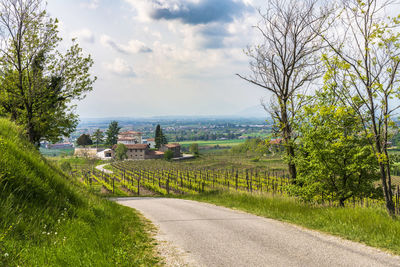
<box><xmin>0</xmin><ymin>118</ymin><xmax>159</xmax><ymax>266</ymax></box>
<box><xmin>182</xmin><ymin>191</ymin><xmax>400</xmax><ymax>255</ymax></box>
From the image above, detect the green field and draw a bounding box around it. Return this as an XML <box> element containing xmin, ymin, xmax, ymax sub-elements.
<box><xmin>178</xmin><ymin>139</ymin><xmax>246</xmax><ymax>148</ymax></box>
<box><xmin>39</xmin><ymin>147</ymin><xmax>74</xmax><ymax>157</ymax></box>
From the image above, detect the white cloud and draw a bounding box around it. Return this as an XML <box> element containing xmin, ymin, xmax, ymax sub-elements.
<box><xmin>80</xmin><ymin>0</ymin><xmax>99</xmax><ymax>9</ymax></box>
<box><xmin>70</xmin><ymin>28</ymin><xmax>95</xmax><ymax>43</ymax></box>
<box><xmin>103</xmin><ymin>58</ymin><xmax>136</xmax><ymax>77</ymax></box>
<box><xmin>100</xmin><ymin>34</ymin><xmax>152</xmax><ymax>54</ymax></box>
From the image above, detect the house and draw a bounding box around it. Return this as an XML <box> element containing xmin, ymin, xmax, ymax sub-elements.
<box><xmin>117</xmin><ymin>131</ymin><xmax>143</xmax><ymax>145</ymax></box>
<box><xmin>118</xmin><ymin>144</ymin><xmax>148</xmax><ymax>160</ymax></box>
<box><xmin>269</xmin><ymin>138</ymin><xmax>284</xmax><ymax>154</ymax></box>
<box><xmin>146</xmin><ymin>138</ymin><xmax>156</xmax><ymax>149</ymax></box>
<box><xmin>112</xmin><ymin>143</ymin><xmax>167</xmax><ymax>160</ymax></box>
<box><xmin>96</xmin><ymin>149</ymin><xmax>114</xmax><ymax>160</ymax></box>
<box><xmin>160</xmin><ymin>143</ymin><xmax>182</xmax><ymax>158</ymax></box>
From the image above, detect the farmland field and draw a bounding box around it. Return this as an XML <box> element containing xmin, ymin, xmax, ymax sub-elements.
<box><xmin>178</xmin><ymin>139</ymin><xmax>246</xmax><ymax>148</ymax></box>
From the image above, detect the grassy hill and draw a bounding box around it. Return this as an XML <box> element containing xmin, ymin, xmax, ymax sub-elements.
<box><xmin>0</xmin><ymin>118</ymin><xmax>159</xmax><ymax>266</ymax></box>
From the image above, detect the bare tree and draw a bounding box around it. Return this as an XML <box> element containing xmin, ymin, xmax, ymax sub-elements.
<box><xmin>321</xmin><ymin>0</ymin><xmax>400</xmax><ymax>215</ymax></box>
<box><xmin>237</xmin><ymin>0</ymin><xmax>331</xmax><ymax>181</ymax></box>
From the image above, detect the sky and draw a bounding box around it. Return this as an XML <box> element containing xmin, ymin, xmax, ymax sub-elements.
<box><xmin>46</xmin><ymin>0</ymin><xmax>269</xmax><ymax>118</ymax></box>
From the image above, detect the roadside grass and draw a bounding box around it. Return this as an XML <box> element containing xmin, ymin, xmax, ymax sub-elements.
<box><xmin>0</xmin><ymin>118</ymin><xmax>159</xmax><ymax>266</ymax></box>
<box><xmin>181</xmin><ymin>191</ymin><xmax>400</xmax><ymax>255</ymax></box>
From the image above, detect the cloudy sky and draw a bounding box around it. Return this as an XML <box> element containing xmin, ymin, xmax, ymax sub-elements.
<box><xmin>47</xmin><ymin>0</ymin><xmax>268</xmax><ymax>118</ymax></box>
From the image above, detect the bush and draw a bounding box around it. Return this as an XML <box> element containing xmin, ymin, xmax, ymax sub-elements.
<box><xmin>164</xmin><ymin>150</ymin><xmax>174</xmax><ymax>160</ymax></box>
<box><xmin>60</xmin><ymin>161</ymin><xmax>72</xmax><ymax>173</ymax></box>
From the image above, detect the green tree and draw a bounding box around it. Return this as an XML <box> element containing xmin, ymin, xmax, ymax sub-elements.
<box><xmin>92</xmin><ymin>129</ymin><xmax>104</xmax><ymax>148</ymax></box>
<box><xmin>105</xmin><ymin>121</ymin><xmax>120</xmax><ymax>146</ymax></box>
<box><xmin>164</xmin><ymin>150</ymin><xmax>173</xmax><ymax>161</ymax></box>
<box><xmin>321</xmin><ymin>0</ymin><xmax>400</xmax><ymax>214</ymax></box>
<box><xmin>77</xmin><ymin>134</ymin><xmax>92</xmax><ymax>147</ymax></box>
<box><xmin>155</xmin><ymin>124</ymin><xmax>167</xmax><ymax>149</ymax></box>
<box><xmin>115</xmin><ymin>143</ymin><xmax>128</xmax><ymax>161</ymax></box>
<box><xmin>155</xmin><ymin>124</ymin><xmax>161</xmax><ymax>149</ymax></box>
<box><xmin>189</xmin><ymin>143</ymin><xmax>199</xmax><ymax>156</ymax></box>
<box><xmin>292</xmin><ymin>103</ymin><xmax>377</xmax><ymax>207</ymax></box>
<box><xmin>161</xmin><ymin>128</ymin><xmax>168</xmax><ymax>146</ymax></box>
<box><xmin>0</xmin><ymin>0</ymin><xmax>96</xmax><ymax>147</ymax></box>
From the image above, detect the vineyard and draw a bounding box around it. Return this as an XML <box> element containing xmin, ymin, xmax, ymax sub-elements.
<box><xmin>74</xmin><ymin>159</ymin><xmax>400</xmax><ymax>213</ymax></box>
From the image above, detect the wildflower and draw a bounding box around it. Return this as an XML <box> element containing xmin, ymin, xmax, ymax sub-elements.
<box><xmin>47</xmin><ymin>232</ymin><xmax>50</xmax><ymax>235</ymax></box>
<box><xmin>4</xmin><ymin>253</ymin><xmax>9</xmax><ymax>257</ymax></box>
<box><xmin>55</xmin><ymin>232</ymin><xmax>57</xmax><ymax>235</ymax></box>
<box><xmin>42</xmin><ymin>231</ymin><xmax>46</xmax><ymax>234</ymax></box>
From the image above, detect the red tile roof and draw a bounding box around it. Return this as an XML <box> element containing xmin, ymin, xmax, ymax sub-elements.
<box><xmin>164</xmin><ymin>143</ymin><xmax>181</xmax><ymax>148</ymax></box>
<box><xmin>147</xmin><ymin>138</ymin><xmax>155</xmax><ymax>141</ymax></box>
<box><xmin>270</xmin><ymin>138</ymin><xmax>283</xmax><ymax>145</ymax></box>
<box><xmin>126</xmin><ymin>144</ymin><xmax>148</xmax><ymax>149</ymax></box>
<box><xmin>112</xmin><ymin>144</ymin><xmax>148</xmax><ymax>150</ymax></box>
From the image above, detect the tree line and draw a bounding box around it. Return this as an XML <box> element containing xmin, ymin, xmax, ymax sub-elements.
<box><xmin>239</xmin><ymin>0</ymin><xmax>400</xmax><ymax>216</ymax></box>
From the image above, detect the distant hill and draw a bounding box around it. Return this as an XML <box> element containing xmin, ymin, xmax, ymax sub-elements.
<box><xmin>234</xmin><ymin>105</ymin><xmax>268</xmax><ymax>118</ymax></box>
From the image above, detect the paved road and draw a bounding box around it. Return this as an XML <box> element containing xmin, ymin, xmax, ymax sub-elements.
<box><xmin>95</xmin><ymin>163</ymin><xmax>113</xmax><ymax>174</ymax></box>
<box><xmin>117</xmin><ymin>198</ymin><xmax>400</xmax><ymax>267</ymax></box>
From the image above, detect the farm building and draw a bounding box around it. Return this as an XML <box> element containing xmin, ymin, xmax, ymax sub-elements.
<box><xmin>117</xmin><ymin>131</ymin><xmax>142</xmax><ymax>145</ymax></box>
<box><xmin>160</xmin><ymin>143</ymin><xmax>182</xmax><ymax>158</ymax></box>
<box><xmin>145</xmin><ymin>138</ymin><xmax>156</xmax><ymax>148</ymax></box>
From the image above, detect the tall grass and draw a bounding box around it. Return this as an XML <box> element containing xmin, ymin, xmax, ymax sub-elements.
<box><xmin>0</xmin><ymin>118</ymin><xmax>159</xmax><ymax>266</ymax></box>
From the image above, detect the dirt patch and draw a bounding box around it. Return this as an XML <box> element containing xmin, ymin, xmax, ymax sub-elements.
<box><xmin>139</xmin><ymin>186</ymin><xmax>160</xmax><ymax>196</ymax></box>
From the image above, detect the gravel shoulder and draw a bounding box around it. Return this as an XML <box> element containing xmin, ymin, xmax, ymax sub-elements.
<box><xmin>117</xmin><ymin>197</ymin><xmax>400</xmax><ymax>267</ymax></box>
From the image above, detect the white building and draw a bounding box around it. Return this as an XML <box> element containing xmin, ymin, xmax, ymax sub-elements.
<box><xmin>117</xmin><ymin>131</ymin><xmax>142</xmax><ymax>145</ymax></box>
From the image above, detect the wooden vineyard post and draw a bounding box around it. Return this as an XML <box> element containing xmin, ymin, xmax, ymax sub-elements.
<box><xmin>250</xmin><ymin>170</ymin><xmax>253</xmax><ymax>193</ymax></box>
<box><xmin>202</xmin><ymin>181</ymin><xmax>205</xmax><ymax>193</ymax></box>
<box><xmin>396</xmin><ymin>186</ymin><xmax>400</xmax><ymax>215</ymax></box>
<box><xmin>167</xmin><ymin>174</ymin><xmax>170</xmax><ymax>195</ymax></box>
<box><xmin>138</xmin><ymin>171</ymin><xmax>141</xmax><ymax>196</ymax></box>
<box><xmin>235</xmin><ymin>170</ymin><xmax>238</xmax><ymax>191</ymax></box>
<box><xmin>181</xmin><ymin>172</ymin><xmax>183</xmax><ymax>188</ymax></box>
<box><xmin>112</xmin><ymin>177</ymin><xmax>115</xmax><ymax>194</ymax></box>
<box><xmin>246</xmin><ymin>170</ymin><xmax>249</xmax><ymax>192</ymax></box>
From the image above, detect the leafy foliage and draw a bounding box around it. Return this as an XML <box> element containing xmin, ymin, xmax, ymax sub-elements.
<box><xmin>115</xmin><ymin>143</ymin><xmax>128</xmax><ymax>161</ymax></box>
<box><xmin>76</xmin><ymin>134</ymin><xmax>92</xmax><ymax>147</ymax></box>
<box><xmin>155</xmin><ymin>124</ymin><xmax>167</xmax><ymax>149</ymax></box>
<box><xmin>290</xmin><ymin>104</ymin><xmax>378</xmax><ymax>206</ymax></box>
<box><xmin>105</xmin><ymin>121</ymin><xmax>121</xmax><ymax>146</ymax></box>
<box><xmin>189</xmin><ymin>143</ymin><xmax>199</xmax><ymax>156</ymax></box>
<box><xmin>0</xmin><ymin>0</ymin><xmax>95</xmax><ymax>146</ymax></box>
<box><xmin>164</xmin><ymin>150</ymin><xmax>174</xmax><ymax>161</ymax></box>
<box><xmin>92</xmin><ymin>129</ymin><xmax>104</xmax><ymax>147</ymax></box>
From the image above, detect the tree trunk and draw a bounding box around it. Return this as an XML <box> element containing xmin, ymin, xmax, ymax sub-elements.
<box><xmin>339</xmin><ymin>198</ymin><xmax>345</xmax><ymax>207</ymax></box>
<box><xmin>281</xmin><ymin>102</ymin><xmax>297</xmax><ymax>183</ymax></box>
<box><xmin>378</xmin><ymin>161</ymin><xmax>395</xmax><ymax>215</ymax></box>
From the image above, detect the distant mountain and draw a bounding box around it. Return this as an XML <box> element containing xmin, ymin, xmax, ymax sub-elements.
<box><xmin>234</xmin><ymin>105</ymin><xmax>268</xmax><ymax>118</ymax></box>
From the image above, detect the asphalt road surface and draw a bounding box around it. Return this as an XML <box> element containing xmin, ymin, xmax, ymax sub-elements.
<box><xmin>117</xmin><ymin>197</ymin><xmax>400</xmax><ymax>267</ymax></box>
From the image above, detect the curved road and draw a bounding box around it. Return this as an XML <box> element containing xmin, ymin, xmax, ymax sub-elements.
<box><xmin>117</xmin><ymin>198</ymin><xmax>400</xmax><ymax>267</ymax></box>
